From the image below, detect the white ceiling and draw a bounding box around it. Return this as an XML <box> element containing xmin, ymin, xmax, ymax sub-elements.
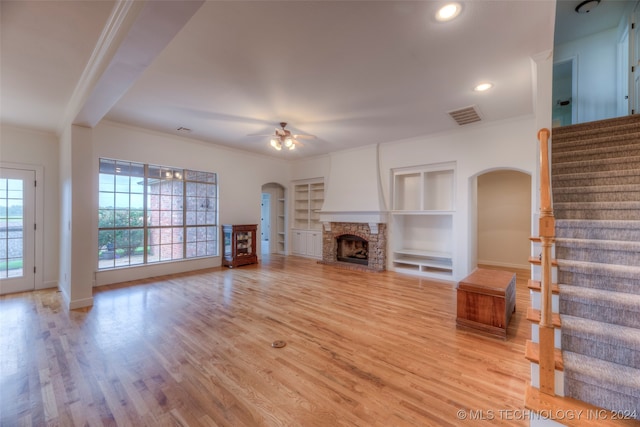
<box><xmin>0</xmin><ymin>1</ymin><xmax>623</xmax><ymax>159</ymax></box>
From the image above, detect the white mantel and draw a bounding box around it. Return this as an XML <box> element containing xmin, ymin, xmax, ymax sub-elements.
<box><xmin>319</xmin><ymin>211</ymin><xmax>388</xmax><ymax>227</ymax></box>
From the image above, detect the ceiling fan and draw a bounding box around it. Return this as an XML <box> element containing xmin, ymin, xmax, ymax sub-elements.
<box><xmin>252</xmin><ymin>122</ymin><xmax>316</xmax><ymax>151</ymax></box>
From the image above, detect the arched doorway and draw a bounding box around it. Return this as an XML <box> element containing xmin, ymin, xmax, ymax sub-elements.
<box><xmin>261</xmin><ymin>182</ymin><xmax>286</xmax><ymax>255</ymax></box>
<box><xmin>475</xmin><ymin>169</ymin><xmax>532</xmax><ymax>270</ymax></box>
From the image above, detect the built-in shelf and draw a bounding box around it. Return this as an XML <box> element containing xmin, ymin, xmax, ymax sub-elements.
<box><xmin>292</xmin><ymin>178</ymin><xmax>325</xmax><ymax>257</ymax></box>
<box><xmin>390</xmin><ymin>162</ymin><xmax>456</xmax><ymax>279</ymax></box>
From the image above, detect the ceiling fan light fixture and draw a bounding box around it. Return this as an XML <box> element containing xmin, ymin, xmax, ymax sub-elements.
<box><xmin>270</xmin><ymin>138</ymin><xmax>282</xmax><ymax>150</ymax></box>
<box><xmin>575</xmin><ymin>0</ymin><xmax>600</xmax><ymax>14</ymax></box>
<box><xmin>284</xmin><ymin>136</ymin><xmax>294</xmax><ymax>148</ymax></box>
<box><xmin>288</xmin><ymin>143</ymin><xmax>295</xmax><ymax>150</ymax></box>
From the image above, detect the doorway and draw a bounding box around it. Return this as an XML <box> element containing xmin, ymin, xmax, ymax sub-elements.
<box><xmin>475</xmin><ymin>170</ymin><xmax>531</xmax><ymax>270</ymax></box>
<box><xmin>261</xmin><ymin>183</ymin><xmax>286</xmax><ymax>255</ymax></box>
<box><xmin>261</xmin><ymin>193</ymin><xmax>271</xmax><ymax>254</ymax></box>
<box><xmin>552</xmin><ymin>58</ymin><xmax>577</xmax><ymax>127</ymax></box>
<box><xmin>0</xmin><ymin>167</ymin><xmax>35</xmax><ymax>294</ymax></box>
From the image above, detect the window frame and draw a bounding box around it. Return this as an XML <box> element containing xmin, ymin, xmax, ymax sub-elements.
<box><xmin>98</xmin><ymin>158</ymin><xmax>218</xmax><ymax>270</ymax></box>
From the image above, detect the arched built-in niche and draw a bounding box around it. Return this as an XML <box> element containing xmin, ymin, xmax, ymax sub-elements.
<box><xmin>469</xmin><ymin>169</ymin><xmax>532</xmax><ymax>271</ymax></box>
<box><xmin>261</xmin><ymin>182</ymin><xmax>286</xmax><ymax>255</ymax></box>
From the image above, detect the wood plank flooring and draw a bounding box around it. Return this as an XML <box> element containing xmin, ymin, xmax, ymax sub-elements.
<box><xmin>0</xmin><ymin>256</ymin><xmax>533</xmax><ymax>426</ymax></box>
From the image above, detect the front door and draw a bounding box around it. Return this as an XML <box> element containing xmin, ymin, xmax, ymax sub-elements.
<box><xmin>0</xmin><ymin>167</ymin><xmax>35</xmax><ymax>294</ymax></box>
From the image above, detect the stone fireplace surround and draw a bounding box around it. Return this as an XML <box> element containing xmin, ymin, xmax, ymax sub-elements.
<box><xmin>319</xmin><ymin>222</ymin><xmax>387</xmax><ymax>272</ymax></box>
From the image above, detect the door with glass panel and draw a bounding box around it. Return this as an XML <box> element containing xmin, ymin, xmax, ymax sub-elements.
<box><xmin>0</xmin><ymin>168</ymin><xmax>35</xmax><ymax>294</ymax></box>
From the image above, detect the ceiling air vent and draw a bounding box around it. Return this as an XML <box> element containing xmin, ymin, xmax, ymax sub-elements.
<box><xmin>448</xmin><ymin>105</ymin><xmax>482</xmax><ymax>126</ymax></box>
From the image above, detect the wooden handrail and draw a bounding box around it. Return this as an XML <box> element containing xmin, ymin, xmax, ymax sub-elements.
<box><xmin>536</xmin><ymin>128</ymin><xmax>556</xmax><ymax>395</ymax></box>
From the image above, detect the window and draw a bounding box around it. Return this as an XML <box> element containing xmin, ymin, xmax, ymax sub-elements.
<box><xmin>98</xmin><ymin>159</ymin><xmax>218</xmax><ymax>270</ymax></box>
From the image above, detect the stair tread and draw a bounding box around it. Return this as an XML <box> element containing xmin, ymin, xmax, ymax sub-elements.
<box><xmin>527</xmin><ymin>279</ymin><xmax>559</xmax><ymax>294</ymax></box>
<box><xmin>561</xmin><ymin>315</ymin><xmax>640</xmax><ymax>347</ymax></box>
<box><xmin>527</xmin><ymin>307</ymin><xmax>561</xmax><ymax>327</ymax></box>
<box><xmin>525</xmin><ymin>384</ymin><xmax>640</xmax><ymax>427</ymax></box>
<box><xmin>560</xmin><ymin>282</ymin><xmax>640</xmax><ymax>301</ymax></box>
<box><xmin>553</xmin><ymin>183</ymin><xmax>640</xmax><ymax>193</ymax></box>
<box><xmin>553</xmin><ymin>168</ymin><xmax>640</xmax><ymax>180</ymax></box>
<box><xmin>555</xmin><ymin>201</ymin><xmax>640</xmax><ymax>209</ymax></box>
<box><xmin>563</xmin><ymin>351</ymin><xmax>640</xmax><ymax>394</ymax></box>
<box><xmin>555</xmin><ymin>237</ymin><xmax>640</xmax><ymax>250</ymax></box>
<box><xmin>551</xmin><ymin>155</ymin><xmax>640</xmax><ymax>171</ymax></box>
<box><xmin>556</xmin><ymin>219</ymin><xmax>640</xmax><ymax>229</ymax></box>
<box><xmin>525</xmin><ymin>340</ymin><xmax>564</xmax><ymax>371</ymax></box>
<box><xmin>558</xmin><ymin>259</ymin><xmax>640</xmax><ymax>279</ymax></box>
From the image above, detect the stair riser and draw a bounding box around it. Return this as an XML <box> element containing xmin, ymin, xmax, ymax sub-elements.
<box><xmin>552</xmin><ymin>159</ymin><xmax>640</xmax><ymax>175</ymax></box>
<box><xmin>555</xmin><ymin>210</ymin><xmax>640</xmax><ymax>220</ymax></box>
<box><xmin>553</xmin><ymin>135</ymin><xmax>640</xmax><ymax>153</ymax></box>
<box><xmin>558</xmin><ymin>271</ymin><xmax>640</xmax><ymax>294</ymax></box>
<box><xmin>554</xmin><ymin>192</ymin><xmax>640</xmax><ymax>203</ymax></box>
<box><xmin>556</xmin><ymin>226</ymin><xmax>640</xmax><ymax>242</ymax></box>
<box><xmin>561</xmin><ymin>334</ymin><xmax>640</xmax><ymax>370</ymax></box>
<box><xmin>564</xmin><ymin>377</ymin><xmax>639</xmax><ymax>420</ymax></box>
<box><xmin>553</xmin><ymin>146</ymin><xmax>640</xmax><ymax>164</ymax></box>
<box><xmin>559</xmin><ymin>299</ymin><xmax>640</xmax><ymax>328</ymax></box>
<box><xmin>553</xmin><ymin>118</ymin><xmax>640</xmax><ymax>142</ymax></box>
<box><xmin>553</xmin><ymin>175</ymin><xmax>640</xmax><ymax>187</ymax></box>
<box><xmin>556</xmin><ymin>246</ymin><xmax>640</xmax><ymax>265</ymax></box>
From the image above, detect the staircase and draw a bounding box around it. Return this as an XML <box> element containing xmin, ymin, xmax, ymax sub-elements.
<box><xmin>550</xmin><ymin>115</ymin><xmax>640</xmax><ymax>420</ymax></box>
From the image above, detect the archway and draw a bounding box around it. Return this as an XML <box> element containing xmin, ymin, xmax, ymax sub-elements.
<box><xmin>261</xmin><ymin>182</ymin><xmax>286</xmax><ymax>255</ymax></box>
<box><xmin>472</xmin><ymin>169</ymin><xmax>532</xmax><ymax>271</ymax></box>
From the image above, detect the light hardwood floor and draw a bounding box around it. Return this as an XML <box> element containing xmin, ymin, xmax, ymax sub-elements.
<box><xmin>1</xmin><ymin>256</ymin><xmax>533</xmax><ymax>426</ymax></box>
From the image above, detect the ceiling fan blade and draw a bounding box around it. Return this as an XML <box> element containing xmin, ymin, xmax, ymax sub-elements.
<box><xmin>293</xmin><ymin>134</ymin><xmax>316</xmax><ymax>140</ymax></box>
<box><xmin>246</xmin><ymin>132</ymin><xmax>273</xmax><ymax>137</ymax></box>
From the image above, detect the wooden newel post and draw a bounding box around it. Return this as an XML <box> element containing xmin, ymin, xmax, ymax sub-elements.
<box><xmin>537</xmin><ymin>128</ymin><xmax>556</xmax><ymax>395</ymax></box>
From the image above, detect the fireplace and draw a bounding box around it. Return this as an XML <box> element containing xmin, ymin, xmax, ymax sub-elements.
<box><xmin>337</xmin><ymin>234</ymin><xmax>368</xmax><ymax>265</ymax></box>
<box><xmin>319</xmin><ymin>222</ymin><xmax>386</xmax><ymax>272</ymax></box>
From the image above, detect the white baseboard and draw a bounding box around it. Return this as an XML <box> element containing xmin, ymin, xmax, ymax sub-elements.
<box><xmin>58</xmin><ymin>285</ymin><xmax>94</xmax><ymax>310</ymax></box>
<box><xmin>68</xmin><ymin>296</ymin><xmax>94</xmax><ymax>310</ymax></box>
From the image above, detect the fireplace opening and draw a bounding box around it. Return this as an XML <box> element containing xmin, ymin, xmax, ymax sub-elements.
<box><xmin>336</xmin><ymin>234</ymin><xmax>368</xmax><ymax>266</ymax></box>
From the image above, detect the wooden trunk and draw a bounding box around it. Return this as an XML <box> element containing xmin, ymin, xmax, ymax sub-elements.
<box><xmin>456</xmin><ymin>268</ymin><xmax>516</xmax><ymax>339</ymax></box>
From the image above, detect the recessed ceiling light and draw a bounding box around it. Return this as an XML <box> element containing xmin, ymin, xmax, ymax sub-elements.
<box><xmin>436</xmin><ymin>3</ymin><xmax>462</xmax><ymax>22</ymax></box>
<box><xmin>474</xmin><ymin>82</ymin><xmax>493</xmax><ymax>92</ymax></box>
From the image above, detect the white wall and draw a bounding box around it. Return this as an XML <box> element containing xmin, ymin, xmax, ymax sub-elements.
<box><xmin>0</xmin><ymin>124</ymin><xmax>59</xmax><ymax>289</ymax></box>
<box><xmin>322</xmin><ymin>145</ymin><xmax>386</xmax><ymax>212</ymax></box>
<box><xmin>92</xmin><ymin>121</ymin><xmax>291</xmax><ymax>286</ymax></box>
<box><xmin>477</xmin><ymin>170</ymin><xmax>531</xmax><ymax>269</ymax></box>
<box><xmin>555</xmin><ymin>28</ymin><xmax>619</xmax><ymax>123</ymax></box>
<box><xmin>290</xmin><ymin>154</ymin><xmax>330</xmax><ymax>183</ymax></box>
<box><xmin>380</xmin><ymin>116</ymin><xmax>538</xmax><ymax>280</ymax></box>
<box><xmin>291</xmin><ymin>115</ymin><xmax>538</xmax><ymax>281</ymax></box>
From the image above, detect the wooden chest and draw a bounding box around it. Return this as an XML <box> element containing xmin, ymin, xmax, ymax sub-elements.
<box><xmin>456</xmin><ymin>268</ymin><xmax>516</xmax><ymax>339</ymax></box>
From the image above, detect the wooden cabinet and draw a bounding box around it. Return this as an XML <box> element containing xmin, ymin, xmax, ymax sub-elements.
<box><xmin>456</xmin><ymin>268</ymin><xmax>516</xmax><ymax>339</ymax></box>
<box><xmin>292</xmin><ymin>179</ymin><xmax>324</xmax><ymax>259</ymax></box>
<box><xmin>222</xmin><ymin>224</ymin><xmax>258</xmax><ymax>268</ymax></box>
<box><xmin>390</xmin><ymin>162</ymin><xmax>455</xmax><ymax>279</ymax></box>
